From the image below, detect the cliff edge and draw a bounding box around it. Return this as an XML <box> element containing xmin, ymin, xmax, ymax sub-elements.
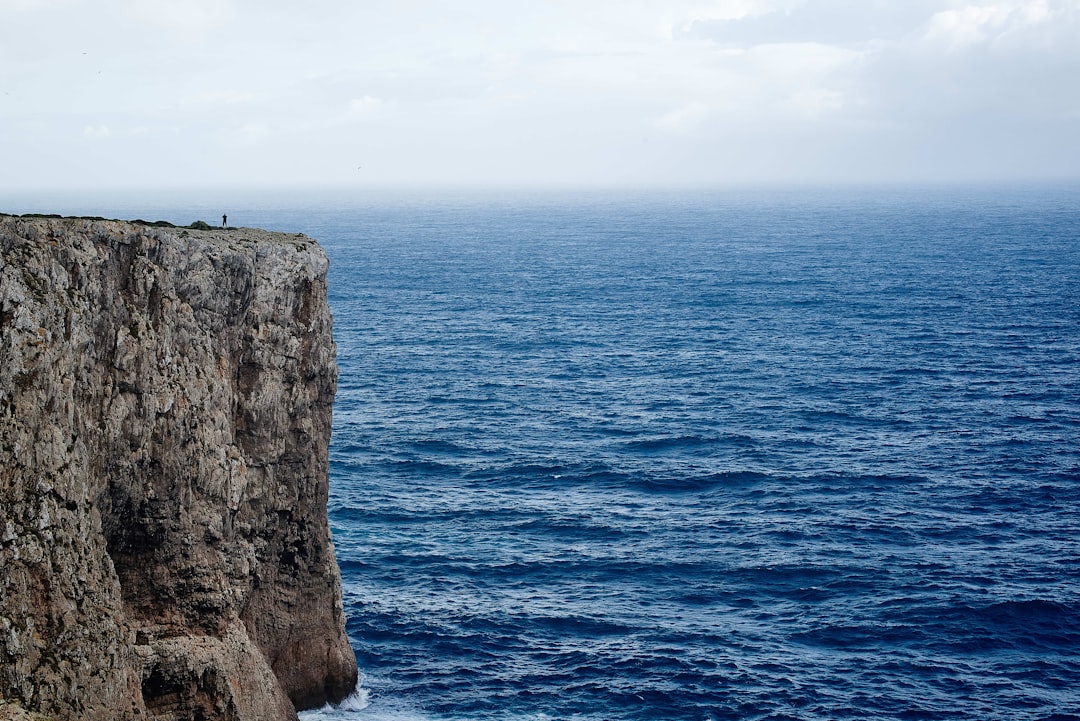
<box><xmin>0</xmin><ymin>216</ymin><xmax>358</xmax><ymax>720</ymax></box>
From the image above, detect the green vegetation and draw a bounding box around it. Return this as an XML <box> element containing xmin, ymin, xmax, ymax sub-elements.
<box><xmin>0</xmin><ymin>212</ymin><xmax>220</xmax><ymax>229</ymax></box>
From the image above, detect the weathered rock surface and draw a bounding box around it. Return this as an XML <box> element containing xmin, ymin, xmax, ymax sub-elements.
<box><xmin>0</xmin><ymin>216</ymin><xmax>357</xmax><ymax>720</ymax></box>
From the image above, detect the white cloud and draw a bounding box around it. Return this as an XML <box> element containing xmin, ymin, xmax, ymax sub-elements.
<box><xmin>347</xmin><ymin>95</ymin><xmax>387</xmax><ymax>118</ymax></box>
<box><xmin>83</xmin><ymin>125</ymin><xmax>111</xmax><ymax>140</ymax></box>
<box><xmin>923</xmin><ymin>0</ymin><xmax>1063</xmax><ymax>49</ymax></box>
<box><xmin>926</xmin><ymin>4</ymin><xmax>1018</xmax><ymax>48</ymax></box>
<box><xmin>122</xmin><ymin>0</ymin><xmax>235</xmax><ymax>38</ymax></box>
<box><xmin>782</xmin><ymin>86</ymin><xmax>846</xmax><ymax>118</ymax></box>
<box><xmin>666</xmin><ymin>0</ymin><xmax>761</xmax><ymax>36</ymax></box>
<box><xmin>180</xmin><ymin>89</ymin><xmax>257</xmax><ymax>108</ymax></box>
<box><xmin>212</xmin><ymin>121</ymin><xmax>272</xmax><ymax>148</ymax></box>
<box><xmin>0</xmin><ymin>0</ymin><xmax>76</xmax><ymax>10</ymax></box>
<box><xmin>1</xmin><ymin>0</ymin><xmax>1078</xmax><ymax>189</ymax></box>
<box><xmin>238</xmin><ymin>122</ymin><xmax>270</xmax><ymax>142</ymax></box>
<box><xmin>654</xmin><ymin>101</ymin><xmax>711</xmax><ymax>133</ymax></box>
<box><xmin>744</xmin><ymin>41</ymin><xmax>862</xmax><ymax>77</ymax></box>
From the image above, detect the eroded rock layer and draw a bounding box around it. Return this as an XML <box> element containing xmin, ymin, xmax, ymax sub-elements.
<box><xmin>0</xmin><ymin>216</ymin><xmax>357</xmax><ymax>721</ymax></box>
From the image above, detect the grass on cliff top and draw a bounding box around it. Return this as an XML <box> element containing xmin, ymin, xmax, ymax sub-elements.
<box><xmin>0</xmin><ymin>212</ymin><xmax>235</xmax><ymax>231</ymax></box>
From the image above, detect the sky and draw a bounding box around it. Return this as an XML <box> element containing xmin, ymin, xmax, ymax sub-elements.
<box><xmin>1</xmin><ymin>0</ymin><xmax>1078</xmax><ymax>191</ymax></box>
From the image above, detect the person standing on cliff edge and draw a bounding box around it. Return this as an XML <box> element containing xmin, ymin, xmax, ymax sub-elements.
<box><xmin>222</xmin><ymin>213</ymin><xmax>227</xmax><ymax>228</ymax></box>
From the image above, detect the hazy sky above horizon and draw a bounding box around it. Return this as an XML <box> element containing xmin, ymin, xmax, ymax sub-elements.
<box><xmin>1</xmin><ymin>0</ymin><xmax>1078</xmax><ymax>191</ymax></box>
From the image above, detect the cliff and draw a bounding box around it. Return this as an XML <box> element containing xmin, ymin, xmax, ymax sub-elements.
<box><xmin>0</xmin><ymin>216</ymin><xmax>358</xmax><ymax>720</ymax></box>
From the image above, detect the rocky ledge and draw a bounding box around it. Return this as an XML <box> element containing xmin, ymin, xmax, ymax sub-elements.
<box><xmin>0</xmin><ymin>216</ymin><xmax>357</xmax><ymax>720</ymax></box>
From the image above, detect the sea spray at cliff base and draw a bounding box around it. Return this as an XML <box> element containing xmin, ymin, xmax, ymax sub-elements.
<box><xmin>5</xmin><ymin>186</ymin><xmax>1079</xmax><ymax>721</ymax></box>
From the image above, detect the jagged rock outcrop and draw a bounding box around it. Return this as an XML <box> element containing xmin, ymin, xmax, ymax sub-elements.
<box><xmin>0</xmin><ymin>216</ymin><xmax>357</xmax><ymax>720</ymax></box>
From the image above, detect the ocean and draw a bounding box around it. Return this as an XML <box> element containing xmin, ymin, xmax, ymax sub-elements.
<box><xmin>5</xmin><ymin>186</ymin><xmax>1079</xmax><ymax>720</ymax></box>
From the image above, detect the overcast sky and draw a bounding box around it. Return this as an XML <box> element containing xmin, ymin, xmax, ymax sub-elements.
<box><xmin>1</xmin><ymin>0</ymin><xmax>1078</xmax><ymax>191</ymax></box>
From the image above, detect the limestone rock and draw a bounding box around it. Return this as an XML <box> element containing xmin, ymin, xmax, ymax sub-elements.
<box><xmin>0</xmin><ymin>216</ymin><xmax>357</xmax><ymax>720</ymax></box>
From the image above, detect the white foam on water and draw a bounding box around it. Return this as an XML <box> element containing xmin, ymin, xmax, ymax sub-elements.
<box><xmin>298</xmin><ymin>682</ymin><xmax>371</xmax><ymax>720</ymax></box>
<box><xmin>297</xmin><ymin>679</ymin><xmax>561</xmax><ymax>721</ymax></box>
<box><xmin>298</xmin><ymin>677</ymin><xmax>438</xmax><ymax>721</ymax></box>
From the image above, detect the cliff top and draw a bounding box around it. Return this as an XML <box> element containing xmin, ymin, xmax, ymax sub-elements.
<box><xmin>0</xmin><ymin>212</ymin><xmax>316</xmax><ymax>251</ymax></box>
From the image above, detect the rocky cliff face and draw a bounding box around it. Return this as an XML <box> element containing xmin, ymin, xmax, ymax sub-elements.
<box><xmin>0</xmin><ymin>216</ymin><xmax>357</xmax><ymax>721</ymax></box>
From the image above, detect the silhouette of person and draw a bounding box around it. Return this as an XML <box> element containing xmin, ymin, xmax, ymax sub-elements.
<box><xmin>222</xmin><ymin>214</ymin><xmax>228</xmax><ymax>228</ymax></box>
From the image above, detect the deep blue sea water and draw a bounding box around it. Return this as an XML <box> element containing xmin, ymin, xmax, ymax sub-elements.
<box><xmin>5</xmin><ymin>186</ymin><xmax>1079</xmax><ymax>720</ymax></box>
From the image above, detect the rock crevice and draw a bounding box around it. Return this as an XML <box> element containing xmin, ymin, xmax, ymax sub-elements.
<box><xmin>0</xmin><ymin>217</ymin><xmax>357</xmax><ymax>721</ymax></box>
